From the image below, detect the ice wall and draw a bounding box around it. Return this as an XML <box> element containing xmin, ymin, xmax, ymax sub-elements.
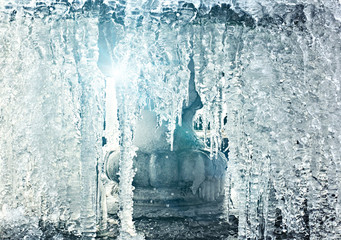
<box><xmin>220</xmin><ymin>3</ymin><xmax>341</xmax><ymax>239</ymax></box>
<box><xmin>188</xmin><ymin>2</ymin><xmax>341</xmax><ymax>239</ymax></box>
<box><xmin>0</xmin><ymin>2</ymin><xmax>105</xmax><ymax>237</ymax></box>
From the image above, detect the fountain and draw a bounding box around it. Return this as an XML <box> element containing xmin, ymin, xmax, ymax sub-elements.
<box><xmin>0</xmin><ymin>0</ymin><xmax>340</xmax><ymax>239</ymax></box>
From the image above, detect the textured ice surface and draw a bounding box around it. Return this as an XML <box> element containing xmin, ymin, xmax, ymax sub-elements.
<box><xmin>1</xmin><ymin>0</ymin><xmax>341</xmax><ymax>239</ymax></box>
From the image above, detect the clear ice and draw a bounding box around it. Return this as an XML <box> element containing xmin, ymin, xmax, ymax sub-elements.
<box><xmin>0</xmin><ymin>0</ymin><xmax>340</xmax><ymax>239</ymax></box>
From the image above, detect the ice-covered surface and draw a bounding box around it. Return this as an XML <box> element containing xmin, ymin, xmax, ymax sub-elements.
<box><xmin>1</xmin><ymin>0</ymin><xmax>341</xmax><ymax>239</ymax></box>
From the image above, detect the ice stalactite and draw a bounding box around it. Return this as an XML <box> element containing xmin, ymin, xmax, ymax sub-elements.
<box><xmin>192</xmin><ymin>20</ymin><xmax>226</xmax><ymax>156</ymax></box>
<box><xmin>112</xmin><ymin>48</ymin><xmax>142</xmax><ymax>240</ymax></box>
<box><xmin>112</xmin><ymin>1</ymin><xmax>144</xmax><ymax>239</ymax></box>
<box><xmin>76</xmin><ymin>16</ymin><xmax>105</xmax><ymax>236</ymax></box>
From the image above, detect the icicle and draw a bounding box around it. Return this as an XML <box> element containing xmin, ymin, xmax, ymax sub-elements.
<box><xmin>111</xmin><ymin>58</ymin><xmax>142</xmax><ymax>240</ymax></box>
<box><xmin>116</xmin><ymin>92</ymin><xmax>140</xmax><ymax>240</ymax></box>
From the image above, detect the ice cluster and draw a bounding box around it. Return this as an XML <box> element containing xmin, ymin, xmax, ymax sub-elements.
<box><xmin>0</xmin><ymin>0</ymin><xmax>340</xmax><ymax>239</ymax></box>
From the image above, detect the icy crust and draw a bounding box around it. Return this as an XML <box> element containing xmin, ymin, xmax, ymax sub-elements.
<box><xmin>2</xmin><ymin>0</ymin><xmax>340</xmax><ymax>31</ymax></box>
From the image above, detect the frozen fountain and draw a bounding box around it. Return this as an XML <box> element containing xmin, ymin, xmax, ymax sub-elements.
<box><xmin>0</xmin><ymin>0</ymin><xmax>341</xmax><ymax>239</ymax></box>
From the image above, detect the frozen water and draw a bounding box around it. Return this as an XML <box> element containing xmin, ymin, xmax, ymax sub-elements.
<box><xmin>0</xmin><ymin>0</ymin><xmax>341</xmax><ymax>239</ymax></box>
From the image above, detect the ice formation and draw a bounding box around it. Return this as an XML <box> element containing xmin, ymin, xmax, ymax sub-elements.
<box><xmin>0</xmin><ymin>0</ymin><xmax>341</xmax><ymax>239</ymax></box>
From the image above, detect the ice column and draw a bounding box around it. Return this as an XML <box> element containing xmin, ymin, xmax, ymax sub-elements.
<box><xmin>112</xmin><ymin>1</ymin><xmax>145</xmax><ymax>239</ymax></box>
<box><xmin>76</xmin><ymin>16</ymin><xmax>105</xmax><ymax>236</ymax></box>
